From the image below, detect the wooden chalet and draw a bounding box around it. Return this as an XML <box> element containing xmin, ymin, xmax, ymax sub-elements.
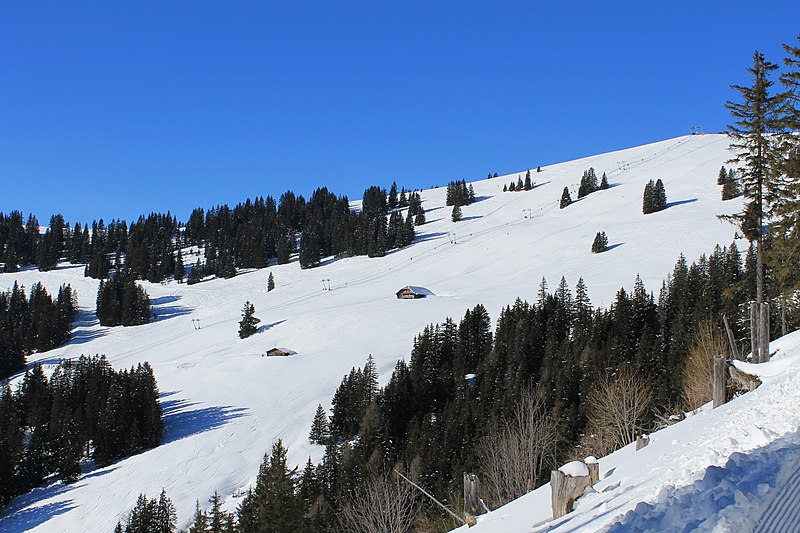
<box><xmin>266</xmin><ymin>347</ymin><xmax>297</xmax><ymax>357</ymax></box>
<box><xmin>396</xmin><ymin>286</ymin><xmax>433</xmax><ymax>299</ymax></box>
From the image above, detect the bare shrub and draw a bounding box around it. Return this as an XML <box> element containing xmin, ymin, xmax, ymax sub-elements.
<box><xmin>582</xmin><ymin>367</ymin><xmax>653</xmax><ymax>456</ymax></box>
<box><xmin>478</xmin><ymin>391</ymin><xmax>559</xmax><ymax>507</ymax></box>
<box><xmin>682</xmin><ymin>321</ymin><xmax>728</xmax><ymax>411</ymax></box>
<box><xmin>339</xmin><ymin>473</ymin><xmax>418</xmax><ymax>533</ymax></box>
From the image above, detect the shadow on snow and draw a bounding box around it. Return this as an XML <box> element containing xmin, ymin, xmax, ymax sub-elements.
<box><xmin>666</xmin><ymin>198</ymin><xmax>698</xmax><ymax>209</ymax></box>
<box><xmin>68</xmin><ymin>308</ymin><xmax>105</xmax><ymax>346</ymax></box>
<box><xmin>160</xmin><ymin>397</ymin><xmax>249</xmax><ymax>444</ymax></box>
<box><xmin>0</xmin><ymin>501</ymin><xmax>77</xmax><ymax>532</ymax></box>
<box><xmin>151</xmin><ymin>295</ymin><xmax>192</xmax><ymax>323</ymax></box>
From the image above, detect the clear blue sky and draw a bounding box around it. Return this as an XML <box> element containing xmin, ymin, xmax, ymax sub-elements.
<box><xmin>2</xmin><ymin>1</ymin><xmax>798</xmax><ymax>225</ymax></box>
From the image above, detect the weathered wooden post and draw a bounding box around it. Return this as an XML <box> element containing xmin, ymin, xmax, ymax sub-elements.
<box><xmin>713</xmin><ymin>356</ymin><xmax>727</xmax><ymax>408</ymax></box>
<box><xmin>463</xmin><ymin>473</ymin><xmax>489</xmax><ymax>525</ymax></box>
<box><xmin>722</xmin><ymin>315</ymin><xmax>740</xmax><ymax>360</ymax></box>
<box><xmin>551</xmin><ymin>462</ymin><xmax>592</xmax><ymax>519</ymax></box>
<box><xmin>585</xmin><ymin>457</ymin><xmax>599</xmax><ymax>485</ymax></box>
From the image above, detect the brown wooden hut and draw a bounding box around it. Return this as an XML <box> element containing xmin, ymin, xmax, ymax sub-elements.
<box><xmin>266</xmin><ymin>347</ymin><xmax>297</xmax><ymax>357</ymax></box>
<box><xmin>395</xmin><ymin>286</ymin><xmax>433</xmax><ymax>299</ymax></box>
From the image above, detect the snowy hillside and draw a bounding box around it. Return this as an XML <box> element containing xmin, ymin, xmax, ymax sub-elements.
<box><xmin>453</xmin><ymin>329</ymin><xmax>800</xmax><ymax>533</ymax></box>
<box><xmin>0</xmin><ymin>134</ymin><xmax>744</xmax><ymax>531</ymax></box>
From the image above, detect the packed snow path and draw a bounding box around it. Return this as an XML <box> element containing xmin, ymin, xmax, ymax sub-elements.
<box><xmin>752</xmin><ymin>452</ymin><xmax>800</xmax><ymax>533</ymax></box>
<box><xmin>0</xmin><ymin>135</ymin><xmax>745</xmax><ymax>531</ymax></box>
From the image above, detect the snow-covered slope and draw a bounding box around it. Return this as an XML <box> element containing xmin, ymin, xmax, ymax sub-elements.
<box><xmin>453</xmin><ymin>330</ymin><xmax>800</xmax><ymax>533</ymax></box>
<box><xmin>0</xmin><ymin>134</ymin><xmax>744</xmax><ymax>532</ymax></box>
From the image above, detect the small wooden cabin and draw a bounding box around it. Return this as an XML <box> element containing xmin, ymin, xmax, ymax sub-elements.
<box><xmin>266</xmin><ymin>347</ymin><xmax>297</xmax><ymax>357</ymax></box>
<box><xmin>396</xmin><ymin>286</ymin><xmax>433</xmax><ymax>299</ymax></box>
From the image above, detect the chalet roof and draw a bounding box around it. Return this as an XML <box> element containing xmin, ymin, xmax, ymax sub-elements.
<box><xmin>267</xmin><ymin>347</ymin><xmax>297</xmax><ymax>355</ymax></box>
<box><xmin>397</xmin><ymin>286</ymin><xmax>434</xmax><ymax>296</ymax></box>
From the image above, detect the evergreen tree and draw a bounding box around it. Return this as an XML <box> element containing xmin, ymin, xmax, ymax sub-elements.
<box><xmin>208</xmin><ymin>491</ymin><xmax>234</xmax><ymax>533</ymax></box>
<box><xmin>298</xmin><ymin>229</ymin><xmax>321</xmax><ymax>269</ymax></box>
<box><xmin>238</xmin><ymin>301</ymin><xmax>260</xmax><ymax>339</ymax></box>
<box><xmin>414</xmin><ymin>206</ymin><xmax>426</xmax><ymax>226</ymax></box>
<box><xmin>217</xmin><ymin>254</ymin><xmax>237</xmax><ymax>279</ymax></box>
<box><xmin>187</xmin><ymin>259</ymin><xmax>203</xmax><ymax>285</ymax></box>
<box><xmin>600</xmin><ymin>172</ymin><xmax>609</xmax><ymax>190</ymax></box>
<box><xmin>155</xmin><ymin>488</ymin><xmax>177</xmax><ymax>533</ymax></box>
<box><xmin>592</xmin><ymin>231</ymin><xmax>609</xmax><ymax>253</ymax></box>
<box><xmin>726</xmin><ymin>51</ymin><xmax>784</xmax><ymax>346</ymax></box>
<box><xmin>388</xmin><ymin>181</ymin><xmax>399</xmax><ymax>209</ymax></box>
<box><xmin>524</xmin><ymin>170</ymin><xmax>532</xmax><ymax>191</ymax></box>
<box><xmin>188</xmin><ymin>500</ymin><xmax>208</xmax><ymax>533</ymax></box>
<box><xmin>560</xmin><ymin>187</ymin><xmax>572</xmax><ymax>209</ymax></box>
<box><xmin>121</xmin><ymin>491</ymin><xmax>176</xmax><ymax>533</ymax></box>
<box><xmin>276</xmin><ymin>232</ymin><xmax>291</xmax><ymax>265</ymax></box>
<box><xmin>654</xmin><ymin>179</ymin><xmax>667</xmax><ymax>211</ymax></box>
<box><xmin>96</xmin><ymin>270</ymin><xmax>151</xmax><ymax>327</ymax></box>
<box><xmin>578</xmin><ymin>167</ymin><xmax>598</xmax><ymax>198</ymax></box>
<box><xmin>4</xmin><ymin>246</ymin><xmax>18</xmax><ymax>273</ymax></box>
<box><xmin>309</xmin><ymin>404</ymin><xmax>330</xmax><ymax>444</ymax></box>
<box><xmin>722</xmin><ymin>176</ymin><xmax>741</xmax><ymax>200</ymax></box>
<box><xmin>402</xmin><ymin>211</ymin><xmax>416</xmax><ymax>246</ymax></box>
<box><xmin>718</xmin><ymin>165</ymin><xmax>729</xmax><ymax>185</ymax></box>
<box><xmin>451</xmin><ymin>205</ymin><xmax>463</xmax><ymax>222</ymax></box>
<box><xmin>267</xmin><ymin>272</ymin><xmax>275</xmax><ymax>292</ymax></box>
<box><xmin>642</xmin><ymin>179</ymin><xmax>664</xmax><ymax>214</ymax></box>
<box><xmin>238</xmin><ymin>440</ymin><xmax>304</xmax><ymax>533</ymax></box>
<box><xmin>768</xmin><ymin>37</ymin><xmax>800</xmax><ymax>323</ymax></box>
<box><xmin>398</xmin><ymin>189</ymin><xmax>408</xmax><ymax>208</ymax></box>
<box><xmin>174</xmin><ymin>252</ymin><xmax>185</xmax><ymax>283</ymax></box>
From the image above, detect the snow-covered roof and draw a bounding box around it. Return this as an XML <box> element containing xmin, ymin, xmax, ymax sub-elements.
<box><xmin>397</xmin><ymin>285</ymin><xmax>434</xmax><ymax>296</ymax></box>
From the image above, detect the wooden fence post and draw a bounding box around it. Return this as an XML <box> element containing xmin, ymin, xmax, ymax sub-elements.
<box><xmin>713</xmin><ymin>356</ymin><xmax>727</xmax><ymax>408</ymax></box>
<box><xmin>551</xmin><ymin>465</ymin><xmax>592</xmax><ymax>519</ymax></box>
<box><xmin>463</xmin><ymin>473</ymin><xmax>489</xmax><ymax>524</ymax></box>
<box><xmin>586</xmin><ymin>460</ymin><xmax>599</xmax><ymax>485</ymax></box>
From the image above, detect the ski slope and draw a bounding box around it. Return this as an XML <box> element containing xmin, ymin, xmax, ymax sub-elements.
<box><xmin>0</xmin><ymin>134</ymin><xmax>746</xmax><ymax>531</ymax></box>
<box><xmin>453</xmin><ymin>330</ymin><xmax>800</xmax><ymax>533</ymax></box>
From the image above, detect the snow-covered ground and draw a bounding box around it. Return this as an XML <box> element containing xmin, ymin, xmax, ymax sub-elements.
<box><xmin>454</xmin><ymin>330</ymin><xmax>800</xmax><ymax>533</ymax></box>
<box><xmin>0</xmin><ymin>134</ymin><xmax>749</xmax><ymax>531</ymax></box>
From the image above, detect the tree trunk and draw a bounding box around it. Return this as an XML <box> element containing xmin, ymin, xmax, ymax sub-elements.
<box><xmin>760</xmin><ymin>302</ymin><xmax>770</xmax><ymax>362</ymax></box>
<box><xmin>713</xmin><ymin>356</ymin><xmax>727</xmax><ymax>409</ymax></box>
<box><xmin>750</xmin><ymin>302</ymin><xmax>760</xmax><ymax>362</ymax></box>
<box><xmin>781</xmin><ymin>298</ymin><xmax>787</xmax><ymax>338</ymax></box>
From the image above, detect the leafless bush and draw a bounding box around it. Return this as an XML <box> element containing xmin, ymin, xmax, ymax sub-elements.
<box><xmin>582</xmin><ymin>367</ymin><xmax>653</xmax><ymax>456</ymax></box>
<box><xmin>478</xmin><ymin>391</ymin><xmax>559</xmax><ymax>507</ymax></box>
<box><xmin>682</xmin><ymin>321</ymin><xmax>728</xmax><ymax>411</ymax></box>
<box><xmin>339</xmin><ymin>473</ymin><xmax>418</xmax><ymax>533</ymax></box>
